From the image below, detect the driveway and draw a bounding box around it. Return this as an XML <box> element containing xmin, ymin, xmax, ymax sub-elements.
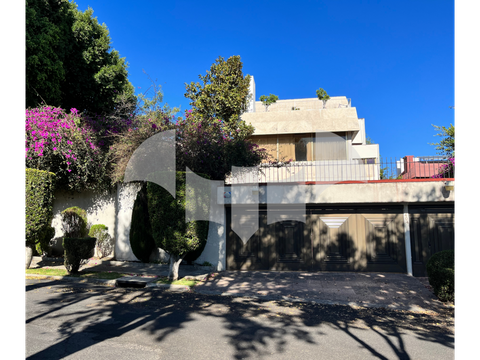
<box><xmin>194</xmin><ymin>271</ymin><xmax>450</xmax><ymax>314</ymax></box>
<box><xmin>29</xmin><ymin>257</ymin><xmax>452</xmax><ymax>313</ymax></box>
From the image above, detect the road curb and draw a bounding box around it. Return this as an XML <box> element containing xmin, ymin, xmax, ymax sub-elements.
<box><xmin>26</xmin><ymin>274</ymin><xmax>192</xmax><ymax>292</ymax></box>
<box><xmin>26</xmin><ymin>274</ymin><xmax>116</xmax><ymax>287</ymax></box>
<box><xmin>145</xmin><ymin>283</ymin><xmax>191</xmax><ymax>292</ymax></box>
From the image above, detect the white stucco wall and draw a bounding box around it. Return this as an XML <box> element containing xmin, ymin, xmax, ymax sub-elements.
<box><xmin>49</xmin><ymin>181</ymin><xmax>227</xmax><ymax>269</ymax></box>
<box><xmin>50</xmin><ymin>188</ymin><xmax>116</xmax><ymax>256</ymax></box>
<box><xmin>50</xmin><ymin>183</ymin><xmax>144</xmax><ymax>261</ymax></box>
<box><xmin>114</xmin><ymin>182</ymin><xmax>142</xmax><ymax>261</ymax></box>
<box><xmin>192</xmin><ymin>181</ymin><xmax>227</xmax><ymax>270</ymax></box>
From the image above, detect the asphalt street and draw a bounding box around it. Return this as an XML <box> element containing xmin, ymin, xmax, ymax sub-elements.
<box><xmin>25</xmin><ymin>279</ymin><xmax>454</xmax><ymax>360</ymax></box>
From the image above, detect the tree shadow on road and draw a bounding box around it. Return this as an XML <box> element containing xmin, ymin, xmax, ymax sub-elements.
<box><xmin>26</xmin><ymin>282</ymin><xmax>453</xmax><ymax>360</ymax></box>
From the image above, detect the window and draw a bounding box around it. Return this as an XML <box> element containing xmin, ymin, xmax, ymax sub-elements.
<box><xmin>313</xmin><ymin>132</ymin><xmax>347</xmax><ymax>160</ymax></box>
<box><xmin>252</xmin><ymin>132</ymin><xmax>349</xmax><ymax>162</ymax></box>
<box><xmin>295</xmin><ymin>136</ymin><xmax>313</xmax><ymax>161</ymax></box>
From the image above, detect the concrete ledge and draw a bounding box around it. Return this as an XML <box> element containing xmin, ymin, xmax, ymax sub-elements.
<box><xmin>219</xmin><ymin>180</ymin><xmax>454</xmax><ymax>205</ymax></box>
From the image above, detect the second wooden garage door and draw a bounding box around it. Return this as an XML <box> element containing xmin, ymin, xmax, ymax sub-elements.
<box><xmin>226</xmin><ymin>206</ymin><xmax>407</xmax><ymax>273</ymax></box>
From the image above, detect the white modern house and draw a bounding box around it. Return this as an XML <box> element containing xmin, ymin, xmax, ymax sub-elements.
<box><xmin>228</xmin><ymin>76</ymin><xmax>380</xmax><ymax>184</ymax></box>
<box><xmin>48</xmin><ymin>76</ymin><xmax>454</xmax><ymax>277</ymax></box>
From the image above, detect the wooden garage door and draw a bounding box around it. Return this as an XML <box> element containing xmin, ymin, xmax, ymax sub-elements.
<box><xmin>227</xmin><ymin>206</ymin><xmax>407</xmax><ymax>273</ymax></box>
<box><xmin>308</xmin><ymin>209</ymin><xmax>406</xmax><ymax>273</ymax></box>
<box><xmin>409</xmin><ymin>205</ymin><xmax>455</xmax><ymax>277</ymax></box>
<box><xmin>226</xmin><ymin>208</ymin><xmax>312</xmax><ymax>271</ymax></box>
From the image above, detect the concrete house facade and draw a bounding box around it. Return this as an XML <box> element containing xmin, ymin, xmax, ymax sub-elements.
<box><xmin>228</xmin><ymin>77</ymin><xmax>380</xmax><ymax>184</ymax></box>
<box><xmin>221</xmin><ymin>77</ymin><xmax>454</xmax><ymax>276</ymax></box>
<box><xmin>50</xmin><ymin>77</ymin><xmax>454</xmax><ymax>278</ymax></box>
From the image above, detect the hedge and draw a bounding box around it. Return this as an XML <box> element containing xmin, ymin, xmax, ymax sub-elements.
<box><xmin>25</xmin><ymin>168</ymin><xmax>56</xmax><ymax>247</ymax></box>
<box><xmin>426</xmin><ymin>249</ymin><xmax>454</xmax><ymax>302</ymax></box>
<box><xmin>129</xmin><ymin>184</ymin><xmax>156</xmax><ymax>262</ymax></box>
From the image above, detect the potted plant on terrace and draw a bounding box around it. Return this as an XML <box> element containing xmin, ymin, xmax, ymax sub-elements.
<box><xmin>259</xmin><ymin>94</ymin><xmax>279</xmax><ymax>112</ymax></box>
<box><xmin>316</xmin><ymin>88</ymin><xmax>330</xmax><ymax>109</ymax></box>
<box><xmin>61</xmin><ymin>206</ymin><xmax>96</xmax><ymax>274</ymax></box>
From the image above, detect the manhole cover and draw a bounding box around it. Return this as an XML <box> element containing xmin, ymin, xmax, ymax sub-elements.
<box><xmin>116</xmin><ymin>276</ymin><xmax>155</xmax><ymax>288</ymax></box>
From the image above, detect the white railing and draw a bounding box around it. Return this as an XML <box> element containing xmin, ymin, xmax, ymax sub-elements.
<box><xmin>226</xmin><ymin>160</ymin><xmax>380</xmax><ymax>184</ymax></box>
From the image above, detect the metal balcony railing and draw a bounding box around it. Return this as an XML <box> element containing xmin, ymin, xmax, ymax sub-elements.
<box><xmin>225</xmin><ymin>156</ymin><xmax>454</xmax><ymax>184</ymax></box>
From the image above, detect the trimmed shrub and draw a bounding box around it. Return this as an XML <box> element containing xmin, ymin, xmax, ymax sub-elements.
<box><xmin>147</xmin><ymin>171</ymin><xmax>209</xmax><ymax>263</ymax></box>
<box><xmin>63</xmin><ymin>237</ymin><xmax>96</xmax><ymax>274</ymax></box>
<box><xmin>89</xmin><ymin>224</ymin><xmax>113</xmax><ymax>259</ymax></box>
<box><xmin>129</xmin><ymin>184</ymin><xmax>156</xmax><ymax>262</ymax></box>
<box><xmin>60</xmin><ymin>206</ymin><xmax>92</xmax><ymax>273</ymax></box>
<box><xmin>88</xmin><ymin>224</ymin><xmax>108</xmax><ymax>239</ymax></box>
<box><xmin>61</xmin><ymin>206</ymin><xmax>88</xmax><ymax>238</ymax></box>
<box><xmin>35</xmin><ymin>225</ymin><xmax>56</xmax><ymax>256</ymax></box>
<box><xmin>25</xmin><ymin>168</ymin><xmax>56</xmax><ymax>248</ymax></box>
<box><xmin>426</xmin><ymin>249</ymin><xmax>454</xmax><ymax>302</ymax></box>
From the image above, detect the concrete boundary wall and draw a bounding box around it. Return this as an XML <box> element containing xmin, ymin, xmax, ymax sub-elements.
<box><xmin>50</xmin><ymin>182</ymin><xmax>226</xmax><ymax>269</ymax></box>
<box><xmin>50</xmin><ymin>180</ymin><xmax>453</xmax><ymax>271</ymax></box>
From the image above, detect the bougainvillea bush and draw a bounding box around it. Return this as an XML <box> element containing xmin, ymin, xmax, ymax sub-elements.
<box><xmin>432</xmin><ymin>157</ymin><xmax>455</xmax><ymax>179</ymax></box>
<box><xmin>108</xmin><ymin>109</ymin><xmax>177</xmax><ymax>184</ymax></box>
<box><xmin>109</xmin><ymin>108</ymin><xmax>268</xmax><ymax>183</ymax></box>
<box><xmin>176</xmin><ymin>111</ymin><xmax>268</xmax><ymax>180</ymax></box>
<box><xmin>25</xmin><ymin>106</ymin><xmax>111</xmax><ymax>192</ymax></box>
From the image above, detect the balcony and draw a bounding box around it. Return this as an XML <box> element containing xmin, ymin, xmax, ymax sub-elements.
<box><xmin>226</xmin><ymin>160</ymin><xmax>381</xmax><ymax>184</ymax></box>
<box><xmin>225</xmin><ymin>156</ymin><xmax>454</xmax><ymax>185</ymax></box>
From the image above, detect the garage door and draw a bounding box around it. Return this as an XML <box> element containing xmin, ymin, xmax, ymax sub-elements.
<box><xmin>226</xmin><ymin>205</ymin><xmax>407</xmax><ymax>273</ymax></box>
<box><xmin>409</xmin><ymin>205</ymin><xmax>455</xmax><ymax>277</ymax></box>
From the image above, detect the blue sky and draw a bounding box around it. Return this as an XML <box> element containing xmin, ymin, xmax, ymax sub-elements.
<box><xmin>68</xmin><ymin>0</ymin><xmax>454</xmax><ymax>161</ymax></box>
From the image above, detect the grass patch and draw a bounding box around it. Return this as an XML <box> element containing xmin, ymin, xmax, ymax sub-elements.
<box><xmin>26</xmin><ymin>268</ymin><xmax>129</xmax><ymax>280</ymax></box>
<box><xmin>155</xmin><ymin>277</ymin><xmax>201</xmax><ymax>287</ymax></box>
<box><xmin>74</xmin><ymin>271</ymin><xmax>130</xmax><ymax>280</ymax></box>
<box><xmin>26</xmin><ymin>268</ymin><xmax>68</xmax><ymax>276</ymax></box>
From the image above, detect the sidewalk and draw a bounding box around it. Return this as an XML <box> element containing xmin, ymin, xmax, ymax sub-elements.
<box><xmin>27</xmin><ymin>256</ymin><xmax>452</xmax><ymax>314</ymax></box>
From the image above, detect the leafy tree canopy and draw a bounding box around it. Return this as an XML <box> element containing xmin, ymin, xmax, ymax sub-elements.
<box><xmin>26</xmin><ymin>0</ymin><xmax>135</xmax><ymax>116</ymax></box>
<box><xmin>429</xmin><ymin>124</ymin><xmax>455</xmax><ymax>156</ymax></box>
<box><xmin>184</xmin><ymin>55</ymin><xmax>251</xmax><ymax>133</ymax></box>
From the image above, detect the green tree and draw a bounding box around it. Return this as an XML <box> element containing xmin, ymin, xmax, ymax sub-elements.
<box><xmin>316</xmin><ymin>88</ymin><xmax>330</xmax><ymax>108</ymax></box>
<box><xmin>147</xmin><ymin>172</ymin><xmax>209</xmax><ymax>281</ymax></box>
<box><xmin>259</xmin><ymin>94</ymin><xmax>279</xmax><ymax>112</ymax></box>
<box><xmin>184</xmin><ymin>55</ymin><xmax>251</xmax><ymax>133</ymax></box>
<box><xmin>26</xmin><ymin>0</ymin><xmax>135</xmax><ymax>115</ymax></box>
<box><xmin>429</xmin><ymin>124</ymin><xmax>455</xmax><ymax>156</ymax></box>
